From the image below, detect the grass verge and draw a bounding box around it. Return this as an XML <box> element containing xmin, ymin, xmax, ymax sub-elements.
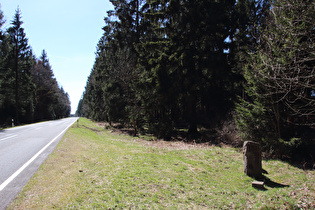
<box><xmin>9</xmin><ymin>118</ymin><xmax>315</xmax><ymax>209</ymax></box>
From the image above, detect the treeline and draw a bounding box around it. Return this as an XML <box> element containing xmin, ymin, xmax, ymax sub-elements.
<box><xmin>0</xmin><ymin>8</ymin><xmax>71</xmax><ymax>127</ymax></box>
<box><xmin>78</xmin><ymin>0</ymin><xmax>314</xmax><ymax>158</ymax></box>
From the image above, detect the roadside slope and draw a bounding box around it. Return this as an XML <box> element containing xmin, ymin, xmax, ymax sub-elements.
<box><xmin>9</xmin><ymin>118</ymin><xmax>315</xmax><ymax>209</ymax></box>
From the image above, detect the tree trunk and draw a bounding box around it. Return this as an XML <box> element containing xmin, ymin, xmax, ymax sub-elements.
<box><xmin>187</xmin><ymin>94</ymin><xmax>198</xmax><ymax>135</ymax></box>
<box><xmin>188</xmin><ymin>122</ymin><xmax>198</xmax><ymax>135</ymax></box>
<box><xmin>14</xmin><ymin>45</ymin><xmax>19</xmax><ymax>125</ymax></box>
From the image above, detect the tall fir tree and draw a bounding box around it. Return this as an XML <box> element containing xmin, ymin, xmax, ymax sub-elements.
<box><xmin>229</xmin><ymin>0</ymin><xmax>270</xmax><ymax>97</ymax></box>
<box><xmin>0</xmin><ymin>7</ymin><xmax>71</xmax><ymax>125</ymax></box>
<box><xmin>31</xmin><ymin>50</ymin><xmax>59</xmax><ymax>121</ymax></box>
<box><xmin>135</xmin><ymin>0</ymin><xmax>175</xmax><ymax>137</ymax></box>
<box><xmin>54</xmin><ymin>86</ymin><xmax>71</xmax><ymax>119</ymax></box>
<box><xmin>80</xmin><ymin>0</ymin><xmax>145</xmax><ymax>133</ymax></box>
<box><xmin>0</xmin><ymin>5</ymin><xmax>13</xmax><ymax>125</ymax></box>
<box><xmin>7</xmin><ymin>8</ymin><xmax>35</xmax><ymax>124</ymax></box>
<box><xmin>137</xmin><ymin>0</ymin><xmax>237</xmax><ymax>136</ymax></box>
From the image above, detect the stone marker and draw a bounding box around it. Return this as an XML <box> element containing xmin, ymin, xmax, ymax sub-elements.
<box><xmin>252</xmin><ymin>181</ymin><xmax>264</xmax><ymax>189</ymax></box>
<box><xmin>243</xmin><ymin>141</ymin><xmax>262</xmax><ymax>178</ymax></box>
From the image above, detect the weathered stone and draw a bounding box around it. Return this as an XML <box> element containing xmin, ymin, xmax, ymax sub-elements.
<box><xmin>252</xmin><ymin>181</ymin><xmax>264</xmax><ymax>189</ymax></box>
<box><xmin>243</xmin><ymin>141</ymin><xmax>262</xmax><ymax>178</ymax></box>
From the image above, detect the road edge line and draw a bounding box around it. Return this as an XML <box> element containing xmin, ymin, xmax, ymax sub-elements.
<box><xmin>0</xmin><ymin>119</ymin><xmax>76</xmax><ymax>191</ymax></box>
<box><xmin>0</xmin><ymin>135</ymin><xmax>18</xmax><ymax>142</ymax></box>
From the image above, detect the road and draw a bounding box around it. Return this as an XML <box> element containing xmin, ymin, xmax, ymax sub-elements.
<box><xmin>0</xmin><ymin>117</ymin><xmax>78</xmax><ymax>209</ymax></box>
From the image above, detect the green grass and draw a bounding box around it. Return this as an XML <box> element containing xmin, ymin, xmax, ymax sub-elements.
<box><xmin>9</xmin><ymin>118</ymin><xmax>315</xmax><ymax>209</ymax></box>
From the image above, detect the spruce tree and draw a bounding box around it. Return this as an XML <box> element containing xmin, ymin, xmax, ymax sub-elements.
<box><xmin>236</xmin><ymin>0</ymin><xmax>315</xmax><ymax>156</ymax></box>
<box><xmin>53</xmin><ymin>86</ymin><xmax>71</xmax><ymax>119</ymax></box>
<box><xmin>135</xmin><ymin>0</ymin><xmax>177</xmax><ymax>137</ymax></box>
<box><xmin>229</xmin><ymin>0</ymin><xmax>270</xmax><ymax>96</ymax></box>
<box><xmin>0</xmin><ymin>6</ymin><xmax>13</xmax><ymax>125</ymax></box>
<box><xmin>31</xmin><ymin>50</ymin><xmax>59</xmax><ymax>121</ymax></box>
<box><xmin>81</xmin><ymin>0</ymin><xmax>145</xmax><ymax>132</ymax></box>
<box><xmin>7</xmin><ymin>8</ymin><xmax>35</xmax><ymax>124</ymax></box>
<box><xmin>137</xmin><ymin>0</ymin><xmax>237</xmax><ymax>135</ymax></box>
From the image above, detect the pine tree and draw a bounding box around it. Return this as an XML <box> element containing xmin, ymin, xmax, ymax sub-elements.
<box><xmin>135</xmin><ymin>0</ymin><xmax>179</xmax><ymax>137</ymax></box>
<box><xmin>31</xmin><ymin>50</ymin><xmax>59</xmax><ymax>121</ymax></box>
<box><xmin>7</xmin><ymin>8</ymin><xmax>35</xmax><ymax>124</ymax></box>
<box><xmin>54</xmin><ymin>86</ymin><xmax>71</xmax><ymax>119</ymax></box>
<box><xmin>0</xmin><ymin>6</ymin><xmax>13</xmax><ymax>125</ymax></box>
<box><xmin>81</xmin><ymin>0</ymin><xmax>145</xmax><ymax>132</ymax></box>
<box><xmin>137</xmin><ymin>0</ymin><xmax>237</xmax><ymax>136</ymax></box>
<box><xmin>229</xmin><ymin>0</ymin><xmax>270</xmax><ymax>96</ymax></box>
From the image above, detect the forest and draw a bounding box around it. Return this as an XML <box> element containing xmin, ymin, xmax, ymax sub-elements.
<box><xmin>77</xmin><ymin>0</ymin><xmax>314</xmax><ymax>163</ymax></box>
<box><xmin>0</xmin><ymin>8</ymin><xmax>71</xmax><ymax>126</ymax></box>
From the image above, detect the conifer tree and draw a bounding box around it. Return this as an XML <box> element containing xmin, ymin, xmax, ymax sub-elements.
<box><xmin>0</xmin><ymin>6</ymin><xmax>13</xmax><ymax>125</ymax></box>
<box><xmin>6</xmin><ymin>8</ymin><xmax>35</xmax><ymax>124</ymax></box>
<box><xmin>0</xmin><ymin>7</ymin><xmax>70</xmax><ymax>125</ymax></box>
<box><xmin>236</xmin><ymin>0</ymin><xmax>315</xmax><ymax>156</ymax></box>
<box><xmin>81</xmin><ymin>0</ymin><xmax>145</xmax><ymax>132</ymax></box>
<box><xmin>135</xmin><ymin>0</ymin><xmax>172</xmax><ymax>137</ymax></box>
<box><xmin>229</xmin><ymin>0</ymin><xmax>270</xmax><ymax>95</ymax></box>
<box><xmin>31</xmin><ymin>50</ymin><xmax>59</xmax><ymax>121</ymax></box>
<box><xmin>54</xmin><ymin>86</ymin><xmax>71</xmax><ymax>118</ymax></box>
<box><xmin>137</xmin><ymin>0</ymin><xmax>237</xmax><ymax>135</ymax></box>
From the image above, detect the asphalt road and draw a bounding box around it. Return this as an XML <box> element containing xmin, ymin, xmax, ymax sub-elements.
<box><xmin>0</xmin><ymin>117</ymin><xmax>78</xmax><ymax>209</ymax></box>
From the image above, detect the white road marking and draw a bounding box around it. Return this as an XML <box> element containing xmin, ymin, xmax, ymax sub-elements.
<box><xmin>0</xmin><ymin>135</ymin><xmax>18</xmax><ymax>142</ymax></box>
<box><xmin>0</xmin><ymin>120</ymin><xmax>75</xmax><ymax>191</ymax></box>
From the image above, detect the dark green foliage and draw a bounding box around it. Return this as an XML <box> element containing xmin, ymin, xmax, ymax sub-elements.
<box><xmin>0</xmin><ymin>7</ymin><xmax>70</xmax><ymax>126</ymax></box>
<box><xmin>78</xmin><ymin>0</ymin><xmax>313</xmax><ymax>162</ymax></box>
<box><xmin>229</xmin><ymin>0</ymin><xmax>270</xmax><ymax>95</ymax></box>
<box><xmin>6</xmin><ymin>8</ymin><xmax>35</xmax><ymax>124</ymax></box>
<box><xmin>79</xmin><ymin>0</ymin><xmax>243</xmax><ymax>137</ymax></box>
<box><xmin>136</xmin><ymin>0</ymin><xmax>238</xmax><ymax>135</ymax></box>
<box><xmin>31</xmin><ymin>50</ymin><xmax>70</xmax><ymax>121</ymax></box>
<box><xmin>79</xmin><ymin>0</ymin><xmax>144</xmax><ymax>135</ymax></box>
<box><xmin>236</xmin><ymin>0</ymin><xmax>315</xmax><ymax>157</ymax></box>
<box><xmin>0</xmin><ymin>6</ymin><xmax>15</xmax><ymax>125</ymax></box>
<box><xmin>53</xmin><ymin>86</ymin><xmax>71</xmax><ymax>119</ymax></box>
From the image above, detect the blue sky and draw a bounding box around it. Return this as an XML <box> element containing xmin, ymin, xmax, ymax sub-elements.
<box><xmin>1</xmin><ymin>0</ymin><xmax>113</xmax><ymax>114</ymax></box>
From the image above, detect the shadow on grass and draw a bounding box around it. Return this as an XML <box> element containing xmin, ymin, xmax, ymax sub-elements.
<box><xmin>263</xmin><ymin>176</ymin><xmax>290</xmax><ymax>188</ymax></box>
<box><xmin>253</xmin><ymin>174</ymin><xmax>290</xmax><ymax>190</ymax></box>
<box><xmin>102</xmin><ymin>120</ymin><xmax>243</xmax><ymax>146</ymax></box>
<box><xmin>81</xmin><ymin>125</ymin><xmax>102</xmax><ymax>133</ymax></box>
